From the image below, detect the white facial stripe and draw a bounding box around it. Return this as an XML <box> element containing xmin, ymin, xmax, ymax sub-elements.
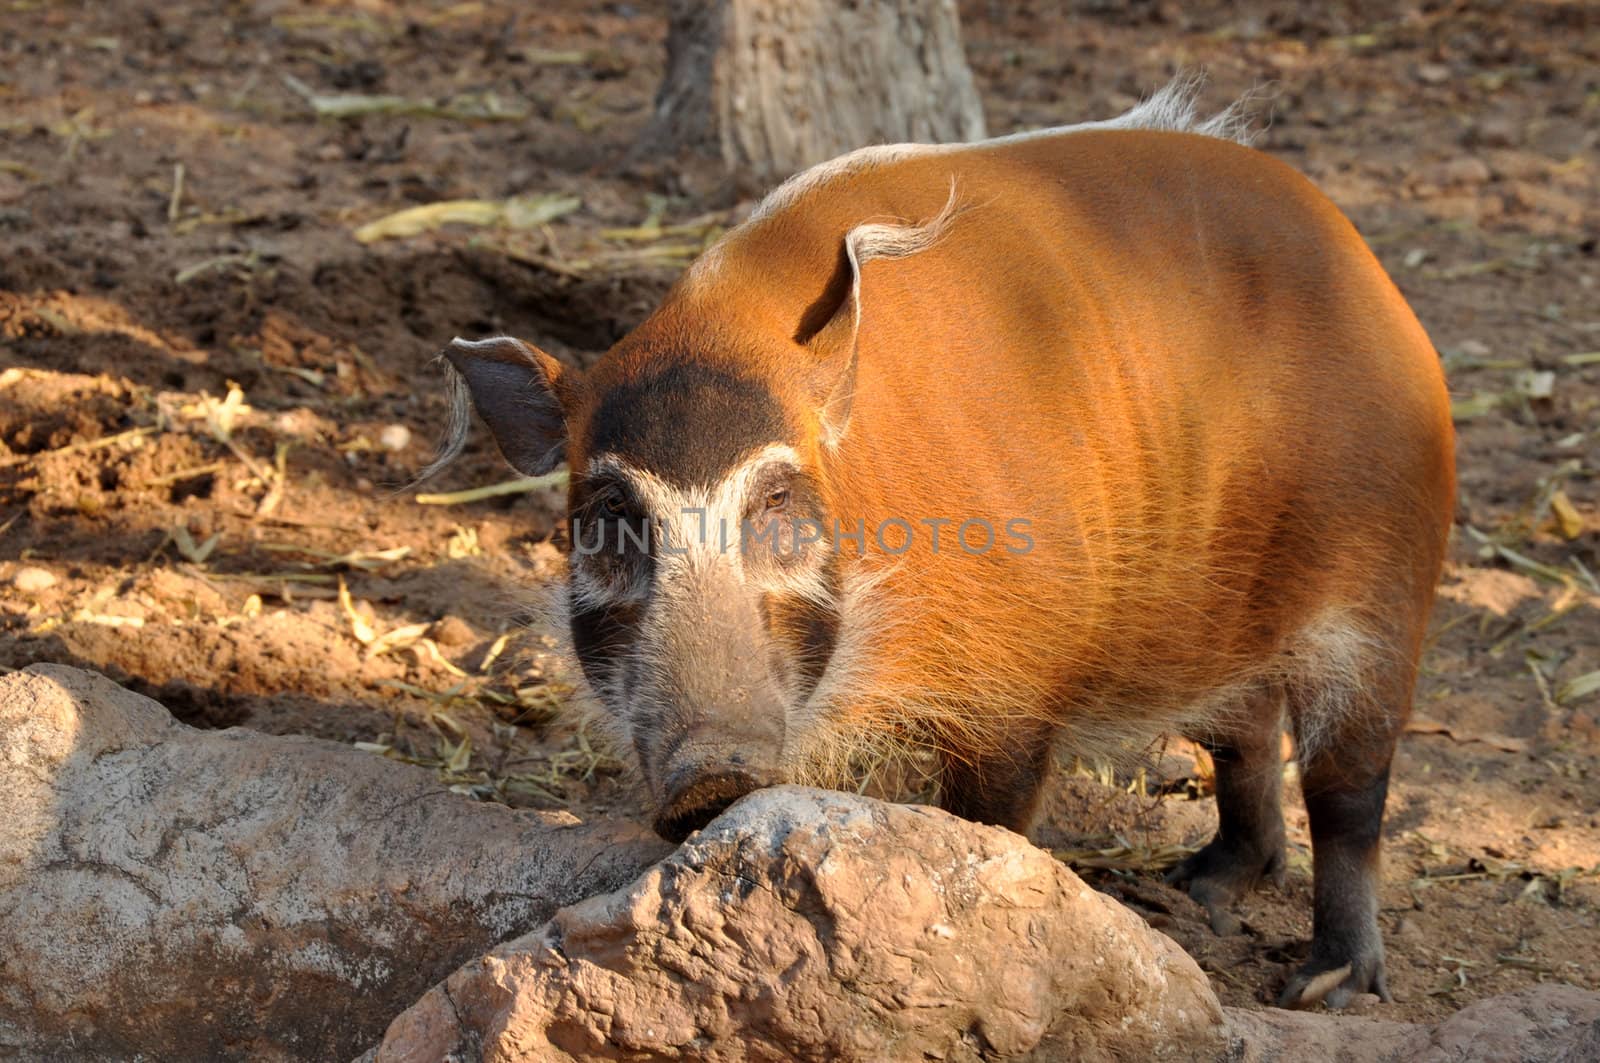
<box><xmin>569</xmin><ymin>562</ymin><xmax>647</xmax><ymax>611</ymax></box>
<box><xmin>576</xmin><ymin>444</ymin><xmax>833</xmax><ymax>605</ymax></box>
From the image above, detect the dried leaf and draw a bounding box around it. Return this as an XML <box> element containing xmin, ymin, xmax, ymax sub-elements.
<box><xmin>446</xmin><ymin>525</ymin><xmax>481</xmax><ymax>559</ymax></box>
<box><xmin>600</xmin><ymin>219</ymin><xmax>724</xmax><ymax>244</ymax></box>
<box><xmin>479</xmin><ymin>633</ymin><xmax>512</xmax><ymax>674</ymax></box>
<box><xmin>0</xmin><ymin>159</ymin><xmax>44</xmax><ymax>181</ymax></box>
<box><xmin>1450</xmin><ymin>392</ymin><xmax>1502</xmax><ymax>421</ymax></box>
<box><xmin>338</xmin><ymin>577</ymin><xmax>377</xmax><ymax>645</ymax></box>
<box><xmin>272</xmin><ymin>12</ymin><xmax>392</xmax><ymax>34</ymax></box>
<box><xmin>255</xmin><ymin>440</ymin><xmax>290</xmax><ymax>519</ymax></box>
<box><xmin>524</xmin><ymin>47</ymin><xmax>590</xmax><ymax>65</ymax></box>
<box><xmin>429</xmin><ymin>707</ymin><xmax>468</xmax><ymax>736</ymax></box>
<box><xmin>71</xmin><ymin>613</ymin><xmax>145</xmax><ymax>629</ymax></box>
<box><xmin>1405</xmin><ymin>715</ymin><xmax>1528</xmax><ymax>753</ymax></box>
<box><xmin>1513</xmin><ymin>369</ymin><xmax>1555</xmax><ymax>400</ymax></box>
<box><xmin>282</xmin><ymin>73</ymin><xmax>529</xmax><ymax>122</ymax></box>
<box><xmin>172</xmin><ymin>526</ymin><xmax>221</xmax><ymax>564</ymax></box>
<box><xmin>354</xmin><ymin>200</ymin><xmax>501</xmax><ymax>240</ymax></box>
<box><xmin>502</xmin><ymin>195</ymin><xmax>581</xmax><ymax>230</ymax></box>
<box><xmin>259</xmin><ymin>543</ymin><xmax>411</xmax><ymax>571</ymax></box>
<box><xmin>1556</xmin><ymin>670</ymin><xmax>1600</xmax><ymax>706</ymax></box>
<box><xmin>1494</xmin><ymin>544</ymin><xmax>1573</xmax><ymax>586</ymax></box>
<box><xmin>180</xmin><ymin>384</ymin><xmax>251</xmax><ymax>442</ymax></box>
<box><xmin>1051</xmin><ymin>841</ymin><xmax>1199</xmax><ymax>873</ymax></box>
<box><xmin>442</xmin><ymin>736</ymin><xmax>472</xmax><ymax>773</ymax></box>
<box><xmin>422</xmin><ymin>2</ymin><xmax>486</xmax><ymax>25</ymax></box>
<box><xmin>1548</xmin><ymin>491</ymin><xmax>1584</xmax><ymax>540</ymax></box>
<box><xmin>175</xmin><ymin>253</ymin><xmax>256</xmax><ymax>285</ymax></box>
<box><xmin>367</xmin><ymin>621</ymin><xmax>432</xmax><ymax>657</ymax></box>
<box><xmin>354</xmin><ymin>194</ymin><xmax>579</xmax><ymax>244</ymax></box>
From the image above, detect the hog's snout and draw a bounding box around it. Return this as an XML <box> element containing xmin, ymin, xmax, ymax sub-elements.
<box><xmin>624</xmin><ymin>560</ymin><xmax>791</xmax><ymax>842</ymax></box>
<box><xmin>652</xmin><ymin>766</ymin><xmax>780</xmax><ymax>843</ymax></box>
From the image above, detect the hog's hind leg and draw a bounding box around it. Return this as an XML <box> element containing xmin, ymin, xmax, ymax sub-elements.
<box><xmin>1276</xmin><ymin>621</ymin><xmax>1412</xmax><ymax>1010</ymax></box>
<box><xmin>1167</xmin><ymin>681</ymin><xmax>1288</xmax><ymax>935</ymax></box>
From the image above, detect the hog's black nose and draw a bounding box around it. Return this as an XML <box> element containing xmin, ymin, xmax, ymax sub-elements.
<box><xmin>652</xmin><ymin>770</ymin><xmax>772</xmax><ymax>843</ymax></box>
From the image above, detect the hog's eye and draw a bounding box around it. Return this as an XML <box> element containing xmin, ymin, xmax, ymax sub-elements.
<box><xmin>601</xmin><ymin>493</ymin><xmax>627</xmax><ymax>517</ymax></box>
<box><xmin>764</xmin><ymin>488</ymin><xmax>789</xmax><ymax>513</ymax></box>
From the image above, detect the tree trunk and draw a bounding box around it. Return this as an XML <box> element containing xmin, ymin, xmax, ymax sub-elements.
<box><xmin>638</xmin><ymin>0</ymin><xmax>987</xmax><ymax>183</ymax></box>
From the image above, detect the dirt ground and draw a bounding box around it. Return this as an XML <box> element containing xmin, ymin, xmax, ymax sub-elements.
<box><xmin>2</xmin><ymin>0</ymin><xmax>1597</xmax><ymax>1029</ymax></box>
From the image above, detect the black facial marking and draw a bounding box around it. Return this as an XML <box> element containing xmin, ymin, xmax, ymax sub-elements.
<box><xmin>569</xmin><ymin>598</ymin><xmax>640</xmax><ymax>696</ymax></box>
<box><xmin>588</xmin><ymin>361</ymin><xmax>791</xmax><ymax>487</ymax></box>
<box><xmin>762</xmin><ymin>556</ymin><xmax>842</xmax><ymax>700</ymax></box>
<box><xmin>569</xmin><ymin>473</ymin><xmax>655</xmax><ymax>592</ymax></box>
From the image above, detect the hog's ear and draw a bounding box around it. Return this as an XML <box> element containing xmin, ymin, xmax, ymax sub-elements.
<box><xmin>798</xmin><ymin>240</ymin><xmax>863</xmax><ymax>448</ymax></box>
<box><xmin>426</xmin><ymin>335</ymin><xmax>577</xmax><ymax>479</ymax></box>
<box><xmin>797</xmin><ymin>185</ymin><xmax>964</xmax><ymax>448</ymax></box>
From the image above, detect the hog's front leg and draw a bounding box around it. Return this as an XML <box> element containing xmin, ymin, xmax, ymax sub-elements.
<box><xmin>937</xmin><ymin>723</ymin><xmax>1055</xmax><ymax>834</ymax></box>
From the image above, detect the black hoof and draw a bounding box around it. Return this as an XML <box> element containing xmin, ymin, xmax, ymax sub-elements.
<box><xmin>1165</xmin><ymin>836</ymin><xmax>1284</xmax><ymax>936</ymax></box>
<box><xmin>1278</xmin><ymin>948</ymin><xmax>1390</xmax><ymax>1009</ymax></box>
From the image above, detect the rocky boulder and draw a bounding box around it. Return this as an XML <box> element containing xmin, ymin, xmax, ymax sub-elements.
<box><xmin>1221</xmin><ymin>984</ymin><xmax>1600</xmax><ymax>1061</ymax></box>
<box><xmin>8</xmin><ymin>664</ymin><xmax>1600</xmax><ymax>1063</ymax></box>
<box><xmin>0</xmin><ymin>663</ymin><xmax>671</xmax><ymax>1060</ymax></box>
<box><xmin>371</xmin><ymin>784</ymin><xmax>1600</xmax><ymax>1063</ymax></box>
<box><xmin>373</xmin><ymin>786</ymin><xmax>1225</xmax><ymax>1062</ymax></box>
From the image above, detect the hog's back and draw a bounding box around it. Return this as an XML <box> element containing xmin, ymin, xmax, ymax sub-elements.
<box><xmin>814</xmin><ymin>130</ymin><xmax>1454</xmax><ymax>721</ymax></box>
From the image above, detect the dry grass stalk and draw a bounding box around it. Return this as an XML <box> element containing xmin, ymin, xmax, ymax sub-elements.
<box><xmin>414</xmin><ymin>472</ymin><xmax>567</xmax><ymax>505</ymax></box>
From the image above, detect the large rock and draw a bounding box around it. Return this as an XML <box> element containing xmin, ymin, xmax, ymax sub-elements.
<box><xmin>370</xmin><ymin>784</ymin><xmax>1600</xmax><ymax>1063</ymax></box>
<box><xmin>11</xmin><ymin>664</ymin><xmax>1598</xmax><ymax>1063</ymax></box>
<box><xmin>0</xmin><ymin>664</ymin><xmax>671</xmax><ymax>1061</ymax></box>
<box><xmin>1221</xmin><ymin>983</ymin><xmax>1600</xmax><ymax>1061</ymax></box>
<box><xmin>373</xmin><ymin>786</ymin><xmax>1225</xmax><ymax>1062</ymax></box>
